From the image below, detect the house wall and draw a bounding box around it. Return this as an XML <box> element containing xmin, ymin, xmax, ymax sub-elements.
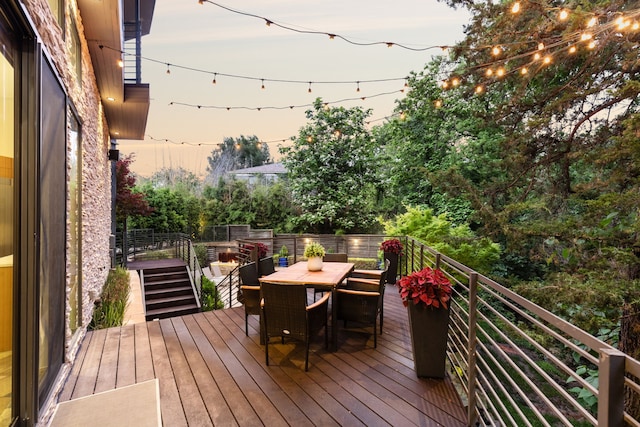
<box><xmin>22</xmin><ymin>0</ymin><xmax>112</xmax><ymax>359</ymax></box>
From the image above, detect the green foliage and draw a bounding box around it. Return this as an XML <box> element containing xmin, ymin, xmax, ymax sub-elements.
<box><xmin>90</xmin><ymin>267</ymin><xmax>130</xmax><ymax>330</ymax></box>
<box><xmin>280</xmin><ymin>98</ymin><xmax>382</xmax><ymax>233</ymax></box>
<box><xmin>383</xmin><ymin>205</ymin><xmax>501</xmax><ymax>274</ymax></box>
<box><xmin>513</xmin><ymin>272</ymin><xmax>640</xmax><ymax>335</ymax></box>
<box><xmin>131</xmin><ymin>183</ymin><xmax>202</xmax><ymax>235</ymax></box>
<box><xmin>201</xmin><ymin>275</ymin><xmax>224</xmax><ymax>311</ymax></box>
<box><xmin>194</xmin><ymin>243</ymin><xmax>208</xmax><ymax>268</ymax></box>
<box><xmin>201</xmin><ymin>179</ymin><xmax>296</xmax><ymax>233</ymax></box>
<box><xmin>303</xmin><ymin>241</ymin><xmax>326</xmax><ymax>258</ymax></box>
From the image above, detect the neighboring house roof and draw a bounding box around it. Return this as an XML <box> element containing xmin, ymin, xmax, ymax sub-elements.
<box><xmin>228</xmin><ymin>163</ymin><xmax>287</xmax><ymax>175</ymax></box>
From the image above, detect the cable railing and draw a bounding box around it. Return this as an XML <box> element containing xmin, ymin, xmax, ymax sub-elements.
<box><xmin>398</xmin><ymin>236</ymin><xmax>640</xmax><ymax>426</ymax></box>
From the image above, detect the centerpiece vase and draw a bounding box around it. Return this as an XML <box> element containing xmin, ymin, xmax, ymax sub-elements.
<box><xmin>407</xmin><ymin>302</ymin><xmax>450</xmax><ymax>378</ymax></box>
<box><xmin>307</xmin><ymin>257</ymin><xmax>323</xmax><ymax>271</ymax></box>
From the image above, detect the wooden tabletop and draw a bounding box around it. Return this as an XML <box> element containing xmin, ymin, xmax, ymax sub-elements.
<box><xmin>259</xmin><ymin>261</ymin><xmax>354</xmax><ymax>287</ymax></box>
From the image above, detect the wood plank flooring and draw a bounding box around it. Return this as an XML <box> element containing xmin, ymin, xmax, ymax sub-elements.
<box><xmin>59</xmin><ymin>284</ymin><xmax>467</xmax><ymax>426</ymax></box>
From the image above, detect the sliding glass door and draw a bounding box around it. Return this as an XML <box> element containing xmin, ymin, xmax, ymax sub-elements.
<box><xmin>0</xmin><ymin>11</ymin><xmax>16</xmax><ymax>427</ymax></box>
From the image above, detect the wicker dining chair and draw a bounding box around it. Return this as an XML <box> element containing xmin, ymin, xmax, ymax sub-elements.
<box><xmin>261</xmin><ymin>281</ymin><xmax>330</xmax><ymax>371</ymax></box>
<box><xmin>336</xmin><ymin>261</ymin><xmax>388</xmax><ymax>348</ymax></box>
<box><xmin>238</xmin><ymin>262</ymin><xmax>261</xmax><ymax>336</ymax></box>
<box><xmin>258</xmin><ymin>256</ymin><xmax>276</xmax><ymax>276</ymax></box>
<box><xmin>322</xmin><ymin>253</ymin><xmax>348</xmax><ymax>263</ymax></box>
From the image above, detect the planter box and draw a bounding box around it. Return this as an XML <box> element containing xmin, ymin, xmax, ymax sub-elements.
<box><xmin>407</xmin><ymin>302</ymin><xmax>450</xmax><ymax>378</ymax></box>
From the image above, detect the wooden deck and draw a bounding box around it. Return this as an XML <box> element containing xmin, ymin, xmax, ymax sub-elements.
<box><xmin>59</xmin><ymin>285</ymin><xmax>467</xmax><ymax>426</ymax></box>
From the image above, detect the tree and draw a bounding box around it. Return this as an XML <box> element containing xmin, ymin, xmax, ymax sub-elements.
<box><xmin>280</xmin><ymin>98</ymin><xmax>381</xmax><ymax>233</ymax></box>
<box><xmin>205</xmin><ymin>135</ymin><xmax>271</xmax><ymax>184</ymax></box>
<box><xmin>143</xmin><ymin>167</ymin><xmax>202</xmax><ymax>195</ymax></box>
<box><xmin>115</xmin><ymin>155</ymin><xmax>152</xmax><ymax>232</ymax></box>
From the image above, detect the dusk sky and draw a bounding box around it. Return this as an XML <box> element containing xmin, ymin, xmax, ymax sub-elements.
<box><xmin>118</xmin><ymin>0</ymin><xmax>471</xmax><ymax>178</ymax></box>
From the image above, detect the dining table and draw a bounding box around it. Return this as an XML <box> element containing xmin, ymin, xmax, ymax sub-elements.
<box><xmin>258</xmin><ymin>261</ymin><xmax>354</xmax><ymax>351</ymax></box>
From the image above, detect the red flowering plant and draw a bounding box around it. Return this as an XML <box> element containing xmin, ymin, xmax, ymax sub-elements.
<box><xmin>245</xmin><ymin>242</ymin><xmax>269</xmax><ymax>259</ymax></box>
<box><xmin>397</xmin><ymin>267</ymin><xmax>453</xmax><ymax>309</ymax></box>
<box><xmin>380</xmin><ymin>238</ymin><xmax>404</xmax><ymax>255</ymax></box>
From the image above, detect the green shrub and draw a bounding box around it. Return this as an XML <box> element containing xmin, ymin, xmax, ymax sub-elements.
<box><xmin>382</xmin><ymin>205</ymin><xmax>501</xmax><ymax>274</ymax></box>
<box><xmin>90</xmin><ymin>267</ymin><xmax>130</xmax><ymax>330</ymax></box>
<box><xmin>201</xmin><ymin>275</ymin><xmax>224</xmax><ymax>311</ymax></box>
<box><xmin>194</xmin><ymin>243</ymin><xmax>208</xmax><ymax>268</ymax></box>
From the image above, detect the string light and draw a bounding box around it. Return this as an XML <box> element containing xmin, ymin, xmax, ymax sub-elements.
<box><xmin>520</xmin><ymin>67</ymin><xmax>528</xmax><ymax>75</ymax></box>
<box><xmin>537</xmin><ymin>42</ymin><xmax>545</xmax><ymax>50</ymax></box>
<box><xmin>212</xmin><ymin>73</ymin><xmax>217</xmax><ymax>84</ymax></box>
<box><xmin>166</xmin><ymin>64</ymin><xmax>171</xmax><ymax>74</ymax></box>
<box><xmin>475</xmin><ymin>85</ymin><xmax>484</xmax><ymax>94</ymax></box>
<box><xmin>559</xmin><ymin>10</ymin><xmax>569</xmax><ymax>21</ymax></box>
<box><xmin>261</xmin><ymin>79</ymin><xmax>265</xmax><ymax>90</ymax></box>
<box><xmin>434</xmin><ymin>100</ymin><xmax>443</xmax><ymax>108</ymax></box>
<box><xmin>169</xmin><ymin>89</ymin><xmax>404</xmax><ymax>112</ymax></box>
<box><xmin>543</xmin><ymin>55</ymin><xmax>552</xmax><ymax>64</ymax></box>
<box><xmin>511</xmin><ymin>2</ymin><xmax>520</xmax><ymax>14</ymax></box>
<box><xmin>492</xmin><ymin>46</ymin><xmax>502</xmax><ymax>56</ymax></box>
<box><xmin>356</xmin><ymin>81</ymin><xmax>360</xmax><ymax>92</ymax></box>
<box><xmin>587</xmin><ymin>17</ymin><xmax>598</xmax><ymax>27</ymax></box>
<box><xmin>199</xmin><ymin>1</ymin><xmax>453</xmax><ymax>52</ymax></box>
<box><xmin>308</xmin><ymin>82</ymin><xmax>312</xmax><ymax>93</ymax></box>
<box><xmin>569</xmin><ymin>45</ymin><xmax>577</xmax><ymax>54</ymax></box>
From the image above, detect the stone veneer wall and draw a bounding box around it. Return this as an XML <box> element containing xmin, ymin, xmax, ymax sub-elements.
<box><xmin>22</xmin><ymin>0</ymin><xmax>113</xmax><ymax>414</ymax></box>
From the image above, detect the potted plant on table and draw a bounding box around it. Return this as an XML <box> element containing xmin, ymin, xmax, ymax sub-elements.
<box><xmin>278</xmin><ymin>245</ymin><xmax>289</xmax><ymax>267</ymax></box>
<box><xmin>380</xmin><ymin>238</ymin><xmax>403</xmax><ymax>284</ymax></box>
<box><xmin>398</xmin><ymin>266</ymin><xmax>453</xmax><ymax>378</ymax></box>
<box><xmin>304</xmin><ymin>242</ymin><xmax>326</xmax><ymax>271</ymax></box>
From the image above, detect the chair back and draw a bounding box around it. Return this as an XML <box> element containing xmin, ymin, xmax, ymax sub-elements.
<box><xmin>258</xmin><ymin>256</ymin><xmax>276</xmax><ymax>276</ymax></box>
<box><xmin>239</xmin><ymin>262</ymin><xmax>259</xmax><ymax>285</ymax></box>
<box><xmin>323</xmin><ymin>253</ymin><xmax>348</xmax><ymax>262</ymax></box>
<box><xmin>261</xmin><ymin>281</ymin><xmax>309</xmax><ymax>341</ymax></box>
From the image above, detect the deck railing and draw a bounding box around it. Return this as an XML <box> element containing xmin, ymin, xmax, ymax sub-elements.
<box><xmin>240</xmin><ymin>234</ymin><xmax>640</xmax><ymax>426</ymax></box>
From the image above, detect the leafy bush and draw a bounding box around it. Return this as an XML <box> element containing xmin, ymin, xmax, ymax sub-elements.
<box><xmin>194</xmin><ymin>243</ymin><xmax>208</xmax><ymax>268</ymax></box>
<box><xmin>90</xmin><ymin>267</ymin><xmax>130</xmax><ymax>330</ymax></box>
<box><xmin>201</xmin><ymin>275</ymin><xmax>224</xmax><ymax>311</ymax></box>
<box><xmin>382</xmin><ymin>205</ymin><xmax>501</xmax><ymax>274</ymax></box>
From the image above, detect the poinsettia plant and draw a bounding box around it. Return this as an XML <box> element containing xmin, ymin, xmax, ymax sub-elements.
<box><xmin>398</xmin><ymin>266</ymin><xmax>453</xmax><ymax>309</ymax></box>
<box><xmin>380</xmin><ymin>238</ymin><xmax>404</xmax><ymax>255</ymax></box>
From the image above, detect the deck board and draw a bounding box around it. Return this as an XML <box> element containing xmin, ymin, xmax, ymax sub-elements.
<box><xmin>59</xmin><ymin>284</ymin><xmax>467</xmax><ymax>426</ymax></box>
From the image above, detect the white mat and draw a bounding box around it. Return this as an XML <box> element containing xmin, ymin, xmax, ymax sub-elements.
<box><xmin>50</xmin><ymin>379</ymin><xmax>161</xmax><ymax>427</ymax></box>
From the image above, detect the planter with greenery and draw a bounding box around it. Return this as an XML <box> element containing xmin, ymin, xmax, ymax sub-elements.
<box><xmin>304</xmin><ymin>242</ymin><xmax>326</xmax><ymax>271</ymax></box>
<box><xmin>278</xmin><ymin>245</ymin><xmax>289</xmax><ymax>267</ymax></box>
<box><xmin>398</xmin><ymin>266</ymin><xmax>453</xmax><ymax>378</ymax></box>
<box><xmin>380</xmin><ymin>238</ymin><xmax>403</xmax><ymax>284</ymax></box>
<box><xmin>90</xmin><ymin>267</ymin><xmax>130</xmax><ymax>330</ymax></box>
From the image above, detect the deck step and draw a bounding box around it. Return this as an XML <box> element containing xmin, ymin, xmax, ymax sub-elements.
<box><xmin>145</xmin><ymin>303</ymin><xmax>200</xmax><ymax>321</ymax></box>
<box><xmin>141</xmin><ymin>263</ymin><xmax>200</xmax><ymax>320</ymax></box>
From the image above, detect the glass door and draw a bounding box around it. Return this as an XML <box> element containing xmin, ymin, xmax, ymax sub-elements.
<box><xmin>0</xmin><ymin>12</ymin><xmax>16</xmax><ymax>427</ymax></box>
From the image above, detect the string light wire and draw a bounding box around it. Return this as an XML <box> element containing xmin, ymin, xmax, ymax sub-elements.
<box><xmin>200</xmin><ymin>0</ymin><xmax>453</xmax><ymax>52</ymax></box>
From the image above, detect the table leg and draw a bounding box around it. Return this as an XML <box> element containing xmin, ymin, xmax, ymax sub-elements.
<box><xmin>331</xmin><ymin>287</ymin><xmax>338</xmax><ymax>351</ymax></box>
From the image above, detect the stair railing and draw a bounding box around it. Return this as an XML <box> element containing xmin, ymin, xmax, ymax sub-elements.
<box><xmin>175</xmin><ymin>234</ymin><xmax>203</xmax><ymax>301</ymax></box>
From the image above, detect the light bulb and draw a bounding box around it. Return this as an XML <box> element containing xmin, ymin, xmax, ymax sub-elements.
<box><xmin>492</xmin><ymin>46</ymin><xmax>501</xmax><ymax>56</ymax></box>
<box><xmin>511</xmin><ymin>2</ymin><xmax>520</xmax><ymax>14</ymax></box>
<box><xmin>559</xmin><ymin>10</ymin><xmax>569</xmax><ymax>21</ymax></box>
<box><xmin>581</xmin><ymin>33</ymin><xmax>593</xmax><ymax>41</ymax></box>
<box><xmin>534</xmin><ymin>52</ymin><xmax>541</xmax><ymax>61</ymax></box>
<box><xmin>451</xmin><ymin>77</ymin><xmax>460</xmax><ymax>86</ymax></box>
<box><xmin>587</xmin><ymin>17</ymin><xmax>597</xmax><ymax>27</ymax></box>
<box><xmin>538</xmin><ymin>42</ymin><xmax>545</xmax><ymax>51</ymax></box>
<box><xmin>261</xmin><ymin>79</ymin><xmax>265</xmax><ymax>90</ymax></box>
<box><xmin>543</xmin><ymin>55</ymin><xmax>552</xmax><ymax>64</ymax></box>
<box><xmin>520</xmin><ymin>67</ymin><xmax>528</xmax><ymax>75</ymax></box>
<box><xmin>485</xmin><ymin>69</ymin><xmax>493</xmax><ymax>77</ymax></box>
<box><xmin>569</xmin><ymin>45</ymin><xmax>577</xmax><ymax>54</ymax></box>
<box><xmin>434</xmin><ymin>100</ymin><xmax>442</xmax><ymax>108</ymax></box>
<box><xmin>497</xmin><ymin>68</ymin><xmax>505</xmax><ymax>77</ymax></box>
<box><xmin>475</xmin><ymin>85</ymin><xmax>484</xmax><ymax>94</ymax></box>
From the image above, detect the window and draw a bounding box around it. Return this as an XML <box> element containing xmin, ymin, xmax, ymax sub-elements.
<box><xmin>68</xmin><ymin>109</ymin><xmax>82</xmax><ymax>334</ymax></box>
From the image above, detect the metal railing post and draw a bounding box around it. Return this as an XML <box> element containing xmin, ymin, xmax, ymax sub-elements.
<box><xmin>435</xmin><ymin>253</ymin><xmax>441</xmax><ymax>270</ymax></box>
<box><xmin>598</xmin><ymin>348</ymin><xmax>626</xmax><ymax>427</ymax></box>
<box><xmin>468</xmin><ymin>272</ymin><xmax>478</xmax><ymax>426</ymax></box>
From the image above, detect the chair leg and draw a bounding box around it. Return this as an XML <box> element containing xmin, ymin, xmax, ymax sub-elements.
<box><xmin>305</xmin><ymin>340</ymin><xmax>310</xmax><ymax>371</ymax></box>
<box><xmin>265</xmin><ymin>336</ymin><xmax>269</xmax><ymax>366</ymax></box>
<box><xmin>245</xmin><ymin>313</ymin><xmax>249</xmax><ymax>336</ymax></box>
<box><xmin>373</xmin><ymin>319</ymin><xmax>377</xmax><ymax>348</ymax></box>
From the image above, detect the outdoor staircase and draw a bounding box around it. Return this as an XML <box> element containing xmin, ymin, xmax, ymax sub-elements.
<box><xmin>142</xmin><ymin>265</ymin><xmax>200</xmax><ymax>320</ymax></box>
